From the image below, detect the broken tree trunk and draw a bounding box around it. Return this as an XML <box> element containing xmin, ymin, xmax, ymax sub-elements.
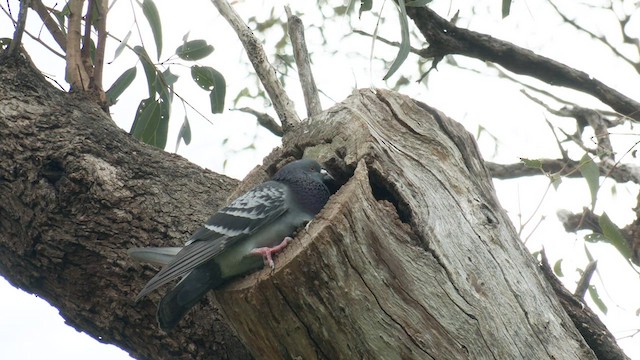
<box><xmin>1</xmin><ymin>55</ymin><xmax>600</xmax><ymax>359</ymax></box>
<box><xmin>216</xmin><ymin>89</ymin><xmax>596</xmax><ymax>359</ymax></box>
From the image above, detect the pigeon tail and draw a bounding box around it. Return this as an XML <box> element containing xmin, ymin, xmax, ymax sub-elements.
<box><xmin>157</xmin><ymin>259</ymin><xmax>224</xmax><ymax>332</ymax></box>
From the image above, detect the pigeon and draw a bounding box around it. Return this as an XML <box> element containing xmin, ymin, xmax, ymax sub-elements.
<box><xmin>128</xmin><ymin>159</ymin><xmax>334</xmax><ymax>331</ymax></box>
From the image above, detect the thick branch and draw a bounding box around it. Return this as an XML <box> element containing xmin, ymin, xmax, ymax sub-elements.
<box><xmin>0</xmin><ymin>55</ymin><xmax>251</xmax><ymax>360</ymax></box>
<box><xmin>405</xmin><ymin>6</ymin><xmax>640</xmax><ymax>121</ymax></box>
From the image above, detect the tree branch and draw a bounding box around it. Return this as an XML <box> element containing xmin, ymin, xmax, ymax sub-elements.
<box><xmin>29</xmin><ymin>0</ymin><xmax>67</xmax><ymax>52</ymax></box>
<box><xmin>66</xmin><ymin>0</ymin><xmax>90</xmax><ymax>91</ymax></box>
<box><xmin>485</xmin><ymin>159</ymin><xmax>640</xmax><ymax>184</ymax></box>
<box><xmin>285</xmin><ymin>6</ymin><xmax>322</xmax><ymax>117</ymax></box>
<box><xmin>210</xmin><ymin>0</ymin><xmax>300</xmax><ymax>131</ymax></box>
<box><xmin>7</xmin><ymin>0</ymin><xmax>30</xmax><ymax>56</ymax></box>
<box><xmin>404</xmin><ymin>6</ymin><xmax>640</xmax><ymax>121</ymax></box>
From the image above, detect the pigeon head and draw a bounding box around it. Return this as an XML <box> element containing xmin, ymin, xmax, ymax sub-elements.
<box><xmin>272</xmin><ymin>159</ymin><xmax>334</xmax><ymax>215</ymax></box>
<box><xmin>273</xmin><ymin>159</ymin><xmax>333</xmax><ymax>184</ymax></box>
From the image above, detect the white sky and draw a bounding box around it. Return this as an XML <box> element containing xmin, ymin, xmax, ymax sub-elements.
<box><xmin>1</xmin><ymin>0</ymin><xmax>639</xmax><ymax>359</ymax></box>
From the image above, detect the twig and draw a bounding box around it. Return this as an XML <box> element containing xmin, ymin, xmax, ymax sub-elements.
<box><xmin>485</xmin><ymin>159</ymin><xmax>640</xmax><ymax>184</ymax></box>
<box><xmin>574</xmin><ymin>260</ymin><xmax>597</xmax><ymax>299</ymax></box>
<box><xmin>210</xmin><ymin>0</ymin><xmax>300</xmax><ymax>132</ymax></box>
<box><xmin>285</xmin><ymin>6</ymin><xmax>321</xmax><ymax>117</ymax></box>
<box><xmin>7</xmin><ymin>0</ymin><xmax>30</xmax><ymax>56</ymax></box>
<box><xmin>236</xmin><ymin>107</ymin><xmax>283</xmax><ymax>137</ymax></box>
<box><xmin>29</xmin><ymin>0</ymin><xmax>66</xmax><ymax>51</ymax></box>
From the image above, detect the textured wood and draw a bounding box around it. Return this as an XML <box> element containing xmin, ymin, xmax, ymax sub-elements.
<box><xmin>216</xmin><ymin>89</ymin><xmax>596</xmax><ymax>359</ymax></box>
<box><xmin>0</xmin><ymin>55</ymin><xmax>251</xmax><ymax>360</ymax></box>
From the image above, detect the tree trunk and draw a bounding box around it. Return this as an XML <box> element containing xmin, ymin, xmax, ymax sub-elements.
<box><xmin>1</xmin><ymin>54</ymin><xmax>597</xmax><ymax>359</ymax></box>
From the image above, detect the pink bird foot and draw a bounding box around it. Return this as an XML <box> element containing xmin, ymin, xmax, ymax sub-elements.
<box><xmin>250</xmin><ymin>236</ymin><xmax>293</xmax><ymax>269</ymax></box>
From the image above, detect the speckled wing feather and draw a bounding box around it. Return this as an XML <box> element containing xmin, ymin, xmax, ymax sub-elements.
<box><xmin>135</xmin><ymin>181</ymin><xmax>288</xmax><ymax>301</ymax></box>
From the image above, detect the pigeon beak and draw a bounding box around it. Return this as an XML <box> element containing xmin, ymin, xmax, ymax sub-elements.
<box><xmin>320</xmin><ymin>168</ymin><xmax>335</xmax><ymax>183</ymax></box>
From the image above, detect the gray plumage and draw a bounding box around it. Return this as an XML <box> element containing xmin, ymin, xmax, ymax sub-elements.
<box><xmin>129</xmin><ymin>159</ymin><xmax>333</xmax><ymax>331</ymax></box>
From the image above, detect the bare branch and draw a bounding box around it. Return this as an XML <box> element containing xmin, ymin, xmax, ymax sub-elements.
<box><xmin>546</xmin><ymin>0</ymin><xmax>640</xmax><ymax>76</ymax></box>
<box><xmin>285</xmin><ymin>6</ymin><xmax>321</xmax><ymax>117</ymax></box>
<box><xmin>29</xmin><ymin>0</ymin><xmax>67</xmax><ymax>52</ymax></box>
<box><xmin>485</xmin><ymin>159</ymin><xmax>640</xmax><ymax>184</ymax></box>
<box><xmin>236</xmin><ymin>107</ymin><xmax>283</xmax><ymax>137</ymax></box>
<box><xmin>66</xmin><ymin>0</ymin><xmax>90</xmax><ymax>91</ymax></box>
<box><xmin>210</xmin><ymin>0</ymin><xmax>300</xmax><ymax>132</ymax></box>
<box><xmin>404</xmin><ymin>6</ymin><xmax>640</xmax><ymax>121</ymax></box>
<box><xmin>6</xmin><ymin>0</ymin><xmax>29</xmax><ymax>56</ymax></box>
<box><xmin>574</xmin><ymin>260</ymin><xmax>597</xmax><ymax>299</ymax></box>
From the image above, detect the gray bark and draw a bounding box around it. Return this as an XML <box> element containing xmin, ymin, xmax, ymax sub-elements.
<box><xmin>0</xmin><ymin>54</ymin><xmax>606</xmax><ymax>359</ymax></box>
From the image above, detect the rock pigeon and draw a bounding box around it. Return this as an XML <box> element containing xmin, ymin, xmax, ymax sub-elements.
<box><xmin>128</xmin><ymin>159</ymin><xmax>334</xmax><ymax>331</ymax></box>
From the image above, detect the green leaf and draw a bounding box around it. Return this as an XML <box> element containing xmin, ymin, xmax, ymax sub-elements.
<box><xmin>502</xmin><ymin>0</ymin><xmax>512</xmax><ymax>18</ymax></box>
<box><xmin>383</xmin><ymin>0</ymin><xmax>411</xmax><ymax>80</ymax></box>
<box><xmin>359</xmin><ymin>0</ymin><xmax>372</xmax><ymax>17</ymax></box>
<box><xmin>406</xmin><ymin>0</ymin><xmax>433</xmax><ymax>6</ymax></box>
<box><xmin>175</xmin><ymin>115</ymin><xmax>191</xmax><ymax>152</ymax></box>
<box><xmin>176</xmin><ymin>39</ymin><xmax>214</xmax><ymax>61</ymax></box>
<box><xmin>588</xmin><ymin>285</ymin><xmax>608</xmax><ymax>314</ymax></box>
<box><xmin>191</xmin><ymin>66</ymin><xmax>226</xmax><ymax>113</ymax></box>
<box><xmin>599</xmin><ymin>212</ymin><xmax>632</xmax><ymax>259</ymax></box>
<box><xmin>106</xmin><ymin>67</ymin><xmax>137</xmax><ymax>104</ymax></box>
<box><xmin>0</xmin><ymin>38</ymin><xmax>11</xmax><ymax>50</ymax></box>
<box><xmin>553</xmin><ymin>259</ymin><xmax>563</xmax><ymax>277</ymax></box>
<box><xmin>584</xmin><ymin>233</ymin><xmax>607</xmax><ymax>243</ymax></box>
<box><xmin>130</xmin><ymin>98</ymin><xmax>169</xmax><ymax>149</ymax></box>
<box><xmin>133</xmin><ymin>46</ymin><xmax>157</xmax><ymax>98</ymax></box>
<box><xmin>111</xmin><ymin>30</ymin><xmax>132</xmax><ymax>62</ymax></box>
<box><xmin>579</xmin><ymin>154</ymin><xmax>600</xmax><ymax>209</ymax></box>
<box><xmin>550</xmin><ymin>174</ymin><xmax>562</xmax><ymax>190</ymax></box>
<box><xmin>139</xmin><ymin>0</ymin><xmax>163</xmax><ymax>60</ymax></box>
<box><xmin>520</xmin><ymin>158</ymin><xmax>542</xmax><ymax>169</ymax></box>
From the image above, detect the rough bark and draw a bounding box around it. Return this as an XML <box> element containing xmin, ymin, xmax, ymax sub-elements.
<box><xmin>0</xmin><ymin>54</ymin><xmax>617</xmax><ymax>359</ymax></box>
<box><xmin>0</xmin><ymin>55</ymin><xmax>251</xmax><ymax>359</ymax></box>
<box><xmin>216</xmin><ymin>89</ymin><xmax>596</xmax><ymax>359</ymax></box>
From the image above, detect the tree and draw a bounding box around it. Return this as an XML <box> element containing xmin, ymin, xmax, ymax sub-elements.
<box><xmin>1</xmin><ymin>0</ymin><xmax>638</xmax><ymax>358</ymax></box>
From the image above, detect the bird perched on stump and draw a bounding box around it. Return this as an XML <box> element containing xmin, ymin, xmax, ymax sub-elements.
<box><xmin>128</xmin><ymin>159</ymin><xmax>334</xmax><ymax>331</ymax></box>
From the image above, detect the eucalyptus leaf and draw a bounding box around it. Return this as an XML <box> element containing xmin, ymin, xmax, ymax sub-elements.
<box><xmin>579</xmin><ymin>153</ymin><xmax>600</xmax><ymax>209</ymax></box>
<box><xmin>140</xmin><ymin>0</ymin><xmax>163</xmax><ymax>60</ymax></box>
<box><xmin>383</xmin><ymin>0</ymin><xmax>410</xmax><ymax>80</ymax></box>
<box><xmin>176</xmin><ymin>40</ymin><xmax>214</xmax><ymax>61</ymax></box>
<box><xmin>106</xmin><ymin>67</ymin><xmax>137</xmax><ymax>104</ymax></box>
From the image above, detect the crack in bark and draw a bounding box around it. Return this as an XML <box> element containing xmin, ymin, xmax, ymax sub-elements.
<box><xmin>272</xmin><ymin>281</ymin><xmax>330</xmax><ymax>360</ymax></box>
<box><xmin>337</xmin><ymin>231</ymin><xmax>435</xmax><ymax>360</ymax></box>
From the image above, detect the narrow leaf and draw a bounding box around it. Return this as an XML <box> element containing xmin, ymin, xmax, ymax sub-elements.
<box><xmin>133</xmin><ymin>46</ymin><xmax>157</xmax><ymax>98</ymax></box>
<box><xmin>131</xmin><ymin>98</ymin><xmax>169</xmax><ymax>149</ymax></box>
<box><xmin>106</xmin><ymin>67</ymin><xmax>137</xmax><ymax>104</ymax></box>
<box><xmin>579</xmin><ymin>154</ymin><xmax>600</xmax><ymax>209</ymax></box>
<box><xmin>383</xmin><ymin>0</ymin><xmax>410</xmax><ymax>80</ymax></box>
<box><xmin>502</xmin><ymin>0</ymin><xmax>512</xmax><ymax>18</ymax></box>
<box><xmin>140</xmin><ymin>0</ymin><xmax>163</xmax><ymax>60</ymax></box>
<box><xmin>588</xmin><ymin>285</ymin><xmax>608</xmax><ymax>314</ymax></box>
<box><xmin>599</xmin><ymin>212</ymin><xmax>632</xmax><ymax>259</ymax></box>
<box><xmin>111</xmin><ymin>30</ymin><xmax>132</xmax><ymax>62</ymax></box>
<box><xmin>406</xmin><ymin>0</ymin><xmax>433</xmax><ymax>6</ymax></box>
<box><xmin>191</xmin><ymin>66</ymin><xmax>226</xmax><ymax>113</ymax></box>
<box><xmin>359</xmin><ymin>0</ymin><xmax>372</xmax><ymax>17</ymax></box>
<box><xmin>175</xmin><ymin>115</ymin><xmax>191</xmax><ymax>152</ymax></box>
<box><xmin>176</xmin><ymin>39</ymin><xmax>214</xmax><ymax>61</ymax></box>
<box><xmin>553</xmin><ymin>259</ymin><xmax>563</xmax><ymax>277</ymax></box>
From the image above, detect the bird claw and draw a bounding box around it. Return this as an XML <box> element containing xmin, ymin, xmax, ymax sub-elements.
<box><xmin>250</xmin><ymin>237</ymin><xmax>292</xmax><ymax>270</ymax></box>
